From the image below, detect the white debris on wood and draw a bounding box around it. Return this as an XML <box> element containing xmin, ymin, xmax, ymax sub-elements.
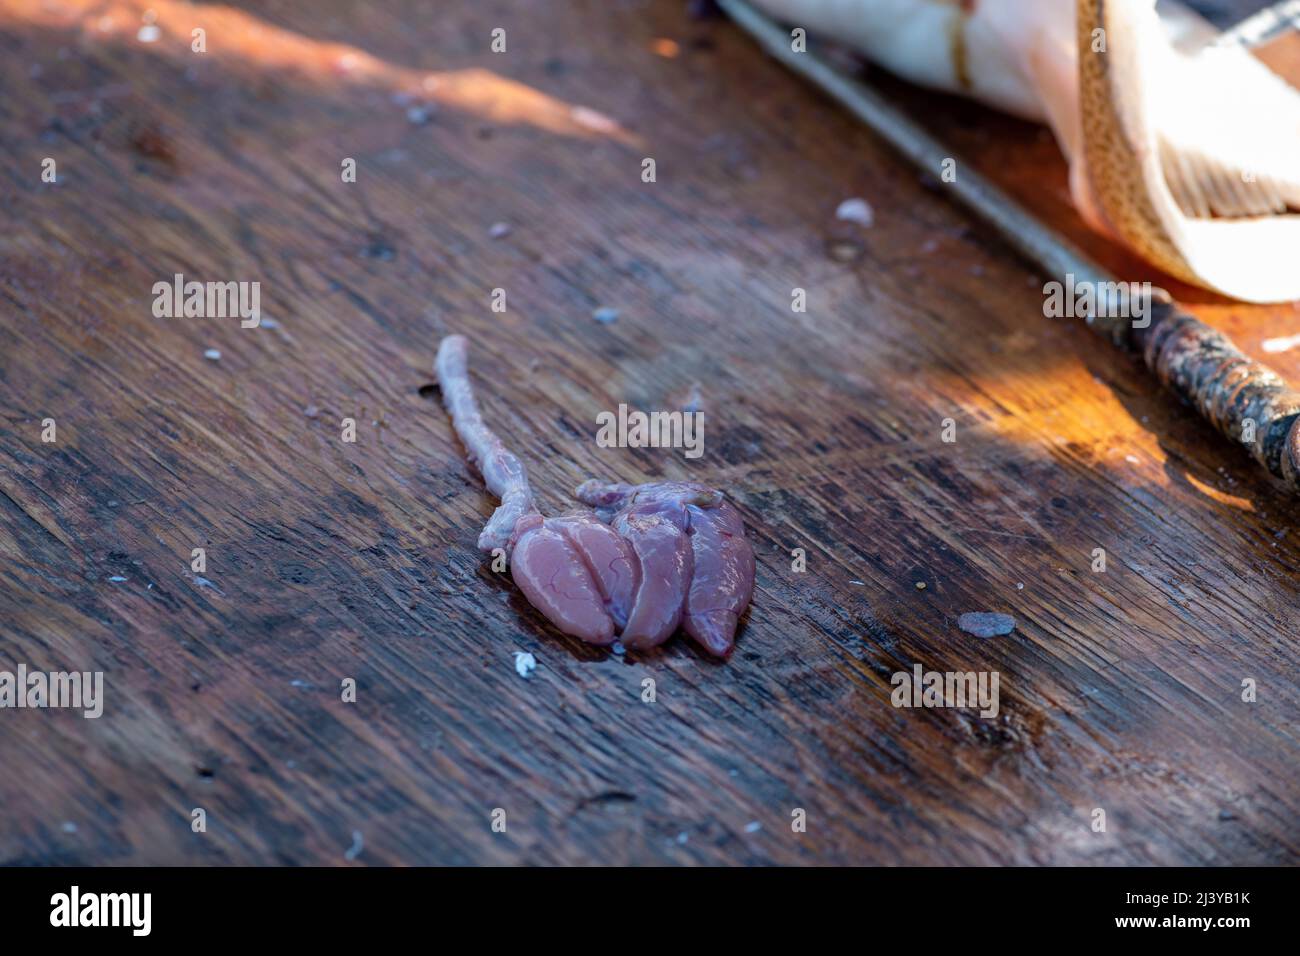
<box><xmin>835</xmin><ymin>197</ymin><xmax>874</xmax><ymax>227</ymax></box>
<box><xmin>344</xmin><ymin>830</ymin><xmax>364</xmax><ymax>861</ymax></box>
<box><xmin>1262</xmin><ymin>333</ymin><xmax>1300</xmax><ymax>354</ymax></box>
<box><xmin>513</xmin><ymin>651</ymin><xmax>537</xmax><ymax>679</ymax></box>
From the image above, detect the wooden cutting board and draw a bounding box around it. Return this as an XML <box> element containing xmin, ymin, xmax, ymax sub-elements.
<box><xmin>0</xmin><ymin>0</ymin><xmax>1295</xmax><ymax>865</ymax></box>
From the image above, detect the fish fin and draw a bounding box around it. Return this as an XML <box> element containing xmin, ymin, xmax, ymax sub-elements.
<box><xmin>1155</xmin><ymin>44</ymin><xmax>1300</xmax><ymax>219</ymax></box>
<box><xmin>1076</xmin><ymin>0</ymin><xmax>1300</xmax><ymax>302</ymax></box>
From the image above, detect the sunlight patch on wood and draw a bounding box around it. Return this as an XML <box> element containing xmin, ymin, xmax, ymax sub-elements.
<box><xmin>0</xmin><ymin>0</ymin><xmax>640</xmax><ymax>145</ymax></box>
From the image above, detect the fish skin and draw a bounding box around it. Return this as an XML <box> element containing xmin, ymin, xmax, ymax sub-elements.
<box><xmin>749</xmin><ymin>0</ymin><xmax>1072</xmax><ymax>120</ymax></box>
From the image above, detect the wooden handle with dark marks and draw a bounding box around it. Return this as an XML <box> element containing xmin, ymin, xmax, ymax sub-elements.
<box><xmin>1128</xmin><ymin>296</ymin><xmax>1300</xmax><ymax>489</ymax></box>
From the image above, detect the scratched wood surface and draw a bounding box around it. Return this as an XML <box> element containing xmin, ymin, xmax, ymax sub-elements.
<box><xmin>0</xmin><ymin>0</ymin><xmax>1296</xmax><ymax>866</ymax></box>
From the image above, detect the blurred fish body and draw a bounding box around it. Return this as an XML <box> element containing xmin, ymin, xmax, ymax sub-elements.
<box><xmin>750</xmin><ymin>0</ymin><xmax>1300</xmax><ymax>302</ymax></box>
<box><xmin>752</xmin><ymin>0</ymin><xmax>1075</xmax><ymax>120</ymax></box>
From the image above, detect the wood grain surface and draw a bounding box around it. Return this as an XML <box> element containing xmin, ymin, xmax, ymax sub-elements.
<box><xmin>0</xmin><ymin>0</ymin><xmax>1296</xmax><ymax>866</ymax></box>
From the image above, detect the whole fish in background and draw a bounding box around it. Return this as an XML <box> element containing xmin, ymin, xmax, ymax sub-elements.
<box><xmin>435</xmin><ymin>335</ymin><xmax>755</xmax><ymax>657</ymax></box>
<box><xmin>749</xmin><ymin>0</ymin><xmax>1300</xmax><ymax>302</ymax></box>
